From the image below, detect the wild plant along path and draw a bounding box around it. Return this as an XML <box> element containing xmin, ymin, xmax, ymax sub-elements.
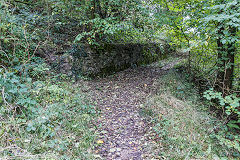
<box><xmin>87</xmin><ymin>62</ymin><xmax>177</xmax><ymax>160</ymax></box>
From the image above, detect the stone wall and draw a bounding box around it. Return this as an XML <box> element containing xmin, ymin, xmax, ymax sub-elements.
<box><xmin>71</xmin><ymin>42</ymin><xmax>171</xmax><ymax>76</ymax></box>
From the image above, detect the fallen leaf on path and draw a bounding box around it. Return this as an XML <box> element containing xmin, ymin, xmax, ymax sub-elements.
<box><xmin>97</xmin><ymin>140</ymin><xmax>104</xmax><ymax>144</ymax></box>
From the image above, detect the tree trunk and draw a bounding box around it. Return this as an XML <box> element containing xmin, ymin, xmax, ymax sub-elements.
<box><xmin>215</xmin><ymin>25</ymin><xmax>236</xmax><ymax>96</ymax></box>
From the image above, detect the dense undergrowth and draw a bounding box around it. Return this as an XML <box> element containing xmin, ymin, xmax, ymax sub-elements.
<box><xmin>0</xmin><ymin>58</ymin><xmax>98</xmax><ymax>159</ymax></box>
<box><xmin>0</xmin><ymin>1</ymin><xmax>157</xmax><ymax>159</ymax></box>
<box><xmin>0</xmin><ymin>0</ymin><xmax>239</xmax><ymax>159</ymax></box>
<box><xmin>141</xmin><ymin>57</ymin><xmax>240</xmax><ymax>159</ymax></box>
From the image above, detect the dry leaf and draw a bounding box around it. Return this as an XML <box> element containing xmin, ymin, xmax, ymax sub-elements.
<box><xmin>97</xmin><ymin>140</ymin><xmax>104</xmax><ymax>144</ymax></box>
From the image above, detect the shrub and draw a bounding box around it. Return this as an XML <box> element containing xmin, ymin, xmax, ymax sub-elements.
<box><xmin>203</xmin><ymin>88</ymin><xmax>240</xmax><ymax>154</ymax></box>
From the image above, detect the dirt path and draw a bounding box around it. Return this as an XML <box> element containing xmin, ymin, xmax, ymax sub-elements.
<box><xmin>87</xmin><ymin>61</ymin><xmax>178</xmax><ymax>160</ymax></box>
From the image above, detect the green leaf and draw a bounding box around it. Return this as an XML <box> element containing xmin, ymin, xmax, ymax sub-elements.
<box><xmin>227</xmin><ymin>123</ymin><xmax>240</xmax><ymax>130</ymax></box>
<box><xmin>226</xmin><ymin>111</ymin><xmax>231</xmax><ymax>115</ymax></box>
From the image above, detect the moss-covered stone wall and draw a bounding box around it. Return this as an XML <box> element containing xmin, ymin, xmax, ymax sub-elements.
<box><xmin>71</xmin><ymin>42</ymin><xmax>171</xmax><ymax>76</ymax></box>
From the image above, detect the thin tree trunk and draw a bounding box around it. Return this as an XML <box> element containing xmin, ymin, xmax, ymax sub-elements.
<box><xmin>215</xmin><ymin>25</ymin><xmax>236</xmax><ymax>96</ymax></box>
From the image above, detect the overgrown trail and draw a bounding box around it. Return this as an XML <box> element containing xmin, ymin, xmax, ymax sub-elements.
<box><xmin>87</xmin><ymin>61</ymin><xmax>178</xmax><ymax>160</ymax></box>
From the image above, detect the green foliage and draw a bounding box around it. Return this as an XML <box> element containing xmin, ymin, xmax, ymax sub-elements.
<box><xmin>153</xmin><ymin>3</ymin><xmax>239</xmax><ymax>155</ymax></box>
<box><xmin>203</xmin><ymin>88</ymin><xmax>240</xmax><ymax>153</ymax></box>
<box><xmin>1</xmin><ymin>0</ymin><xmax>239</xmax><ymax>158</ymax></box>
<box><xmin>0</xmin><ymin>68</ymin><xmax>36</xmax><ymax>112</ymax></box>
<box><xmin>153</xmin><ymin>0</ymin><xmax>239</xmax><ymax>92</ymax></box>
<box><xmin>214</xmin><ymin>129</ymin><xmax>240</xmax><ymax>156</ymax></box>
<box><xmin>73</xmin><ymin>0</ymin><xmax>157</xmax><ymax>45</ymax></box>
<box><xmin>0</xmin><ymin>60</ymin><xmax>98</xmax><ymax>159</ymax></box>
<box><xmin>0</xmin><ymin>2</ymin><xmax>100</xmax><ymax>157</ymax></box>
<box><xmin>0</xmin><ymin>0</ymin><xmax>53</xmax><ymax>69</ymax></box>
<box><xmin>204</xmin><ymin>89</ymin><xmax>240</xmax><ymax>118</ymax></box>
<box><xmin>75</xmin><ymin>17</ymin><xmax>121</xmax><ymax>45</ymax></box>
<box><xmin>141</xmin><ymin>64</ymin><xmax>234</xmax><ymax>159</ymax></box>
